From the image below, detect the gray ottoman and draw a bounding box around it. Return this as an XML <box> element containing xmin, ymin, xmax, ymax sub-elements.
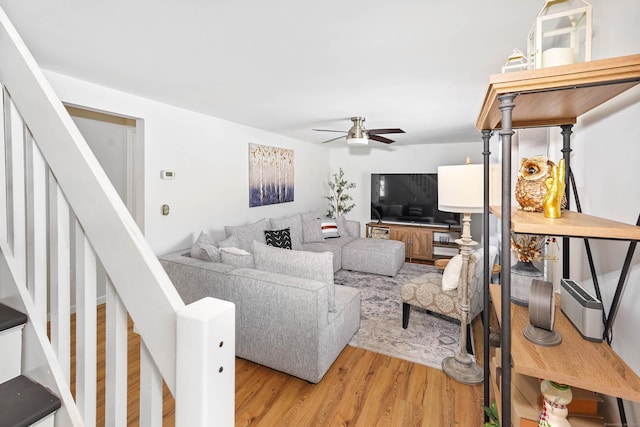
<box><xmin>341</xmin><ymin>238</ymin><xmax>405</xmax><ymax>276</ymax></box>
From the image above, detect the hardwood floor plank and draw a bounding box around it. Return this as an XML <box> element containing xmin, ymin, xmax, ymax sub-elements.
<box><xmin>73</xmin><ymin>304</ymin><xmax>484</xmax><ymax>426</ymax></box>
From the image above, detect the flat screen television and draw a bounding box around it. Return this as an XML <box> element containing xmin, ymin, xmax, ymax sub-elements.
<box><xmin>370</xmin><ymin>173</ymin><xmax>461</xmax><ymax>228</ymax></box>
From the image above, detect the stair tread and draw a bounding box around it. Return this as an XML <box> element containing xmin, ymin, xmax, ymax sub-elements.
<box><xmin>0</xmin><ymin>304</ymin><xmax>27</xmax><ymax>332</ymax></box>
<box><xmin>0</xmin><ymin>375</ymin><xmax>61</xmax><ymax>427</ymax></box>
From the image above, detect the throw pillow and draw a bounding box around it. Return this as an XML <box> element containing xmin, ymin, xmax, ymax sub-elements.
<box><xmin>252</xmin><ymin>241</ymin><xmax>336</xmax><ymax>312</ymax></box>
<box><xmin>264</xmin><ymin>228</ymin><xmax>292</xmax><ymax>249</ymax></box>
<box><xmin>224</xmin><ymin>218</ymin><xmax>269</xmax><ymax>253</ymax></box>
<box><xmin>442</xmin><ymin>254</ymin><xmax>463</xmax><ymax>291</ymax></box>
<box><xmin>218</xmin><ymin>234</ymin><xmax>241</xmax><ymax>249</ymax></box>
<box><xmin>190</xmin><ymin>231</ymin><xmax>221</xmax><ymax>262</ymax></box>
<box><xmin>320</xmin><ymin>218</ymin><xmax>340</xmax><ymax>239</ymax></box>
<box><xmin>270</xmin><ymin>214</ymin><xmax>303</xmax><ymax>250</ymax></box>
<box><xmin>335</xmin><ymin>215</ymin><xmax>351</xmax><ymax>237</ymax></box>
<box><xmin>301</xmin><ymin>210</ymin><xmax>324</xmax><ymax>243</ymax></box>
<box><xmin>220</xmin><ymin>247</ymin><xmax>255</xmax><ymax>268</ymax></box>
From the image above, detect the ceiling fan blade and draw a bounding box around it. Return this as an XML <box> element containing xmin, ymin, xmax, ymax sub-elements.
<box><xmin>312</xmin><ymin>129</ymin><xmax>347</xmax><ymax>133</ymax></box>
<box><xmin>320</xmin><ymin>135</ymin><xmax>347</xmax><ymax>144</ymax></box>
<box><xmin>367</xmin><ymin>128</ymin><xmax>405</xmax><ymax>135</ymax></box>
<box><xmin>368</xmin><ymin>134</ymin><xmax>395</xmax><ymax>144</ymax></box>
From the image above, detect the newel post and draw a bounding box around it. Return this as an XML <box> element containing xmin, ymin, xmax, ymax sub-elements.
<box><xmin>176</xmin><ymin>297</ymin><xmax>235</xmax><ymax>427</ymax></box>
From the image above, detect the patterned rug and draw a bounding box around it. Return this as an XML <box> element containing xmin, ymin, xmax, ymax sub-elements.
<box><xmin>334</xmin><ymin>262</ymin><xmax>461</xmax><ymax>370</ymax></box>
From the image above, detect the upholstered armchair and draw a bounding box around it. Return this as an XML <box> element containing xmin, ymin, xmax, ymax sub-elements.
<box><xmin>401</xmin><ymin>245</ymin><xmax>498</xmax><ymax>331</ymax></box>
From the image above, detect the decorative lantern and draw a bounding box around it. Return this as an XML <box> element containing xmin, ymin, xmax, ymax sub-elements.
<box><xmin>527</xmin><ymin>0</ymin><xmax>592</xmax><ymax>69</ymax></box>
<box><xmin>502</xmin><ymin>49</ymin><xmax>528</xmax><ymax>73</ymax></box>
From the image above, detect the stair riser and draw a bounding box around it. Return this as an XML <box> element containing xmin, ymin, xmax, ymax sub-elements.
<box><xmin>29</xmin><ymin>413</ymin><xmax>55</xmax><ymax>427</ymax></box>
<box><xmin>0</xmin><ymin>324</ymin><xmax>24</xmax><ymax>383</ymax></box>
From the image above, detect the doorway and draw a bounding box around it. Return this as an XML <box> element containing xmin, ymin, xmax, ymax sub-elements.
<box><xmin>65</xmin><ymin>105</ymin><xmax>144</xmax><ymax>231</ymax></box>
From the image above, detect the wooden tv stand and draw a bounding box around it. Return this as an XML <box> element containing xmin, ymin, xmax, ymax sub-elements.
<box><xmin>365</xmin><ymin>222</ymin><xmax>459</xmax><ymax>262</ymax></box>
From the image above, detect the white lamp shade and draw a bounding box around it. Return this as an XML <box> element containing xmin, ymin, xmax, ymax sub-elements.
<box><xmin>437</xmin><ymin>164</ymin><xmax>484</xmax><ymax>213</ymax></box>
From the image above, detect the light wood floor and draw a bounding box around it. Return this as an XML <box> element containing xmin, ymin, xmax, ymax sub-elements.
<box><xmin>82</xmin><ymin>304</ymin><xmax>485</xmax><ymax>426</ymax></box>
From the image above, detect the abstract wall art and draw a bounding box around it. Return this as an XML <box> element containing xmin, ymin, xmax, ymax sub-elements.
<box><xmin>249</xmin><ymin>143</ymin><xmax>294</xmax><ymax>207</ymax></box>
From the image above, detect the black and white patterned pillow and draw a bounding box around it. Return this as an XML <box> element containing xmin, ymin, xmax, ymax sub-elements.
<box><xmin>264</xmin><ymin>228</ymin><xmax>292</xmax><ymax>250</ymax></box>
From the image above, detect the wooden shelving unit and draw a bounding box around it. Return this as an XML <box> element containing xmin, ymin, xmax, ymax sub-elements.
<box><xmin>490</xmin><ymin>285</ymin><xmax>640</xmax><ymax>403</ymax></box>
<box><xmin>476</xmin><ymin>54</ymin><xmax>640</xmax><ymax>130</ymax></box>
<box><xmin>490</xmin><ymin>207</ymin><xmax>640</xmax><ymax>241</ymax></box>
<box><xmin>476</xmin><ymin>54</ymin><xmax>640</xmax><ymax>425</ymax></box>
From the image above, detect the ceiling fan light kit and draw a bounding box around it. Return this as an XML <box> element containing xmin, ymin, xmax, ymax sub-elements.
<box><xmin>314</xmin><ymin>116</ymin><xmax>405</xmax><ymax>145</ymax></box>
<box><xmin>346</xmin><ymin>117</ymin><xmax>369</xmax><ymax>145</ymax></box>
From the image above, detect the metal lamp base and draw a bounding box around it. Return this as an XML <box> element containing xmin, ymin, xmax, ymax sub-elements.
<box><xmin>442</xmin><ymin>353</ymin><xmax>484</xmax><ymax>385</ymax></box>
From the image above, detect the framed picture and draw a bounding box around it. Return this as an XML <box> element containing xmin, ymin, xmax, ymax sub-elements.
<box><xmin>249</xmin><ymin>143</ymin><xmax>294</xmax><ymax>207</ymax></box>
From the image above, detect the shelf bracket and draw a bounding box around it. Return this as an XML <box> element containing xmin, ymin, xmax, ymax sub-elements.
<box><xmin>604</xmin><ymin>212</ymin><xmax>640</xmax><ymax>342</ymax></box>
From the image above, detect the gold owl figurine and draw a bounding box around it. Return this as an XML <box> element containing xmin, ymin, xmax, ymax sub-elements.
<box><xmin>515</xmin><ymin>155</ymin><xmax>566</xmax><ymax>212</ymax></box>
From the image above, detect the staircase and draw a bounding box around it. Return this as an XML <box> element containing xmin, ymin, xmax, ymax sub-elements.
<box><xmin>0</xmin><ymin>6</ymin><xmax>235</xmax><ymax>426</ymax></box>
<box><xmin>0</xmin><ymin>303</ymin><xmax>60</xmax><ymax>426</ymax></box>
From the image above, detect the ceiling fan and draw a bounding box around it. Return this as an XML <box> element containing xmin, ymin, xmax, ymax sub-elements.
<box><xmin>313</xmin><ymin>117</ymin><xmax>405</xmax><ymax>145</ymax></box>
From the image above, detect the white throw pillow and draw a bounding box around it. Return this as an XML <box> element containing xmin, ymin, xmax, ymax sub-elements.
<box><xmin>219</xmin><ymin>246</ymin><xmax>250</xmax><ymax>256</ymax></box>
<box><xmin>442</xmin><ymin>254</ymin><xmax>463</xmax><ymax>291</ymax></box>
<box><xmin>320</xmin><ymin>218</ymin><xmax>340</xmax><ymax>239</ymax></box>
<box><xmin>219</xmin><ymin>246</ymin><xmax>255</xmax><ymax>268</ymax></box>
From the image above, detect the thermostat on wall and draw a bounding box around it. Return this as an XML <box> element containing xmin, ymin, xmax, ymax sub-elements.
<box><xmin>161</xmin><ymin>170</ymin><xmax>175</xmax><ymax>180</ymax></box>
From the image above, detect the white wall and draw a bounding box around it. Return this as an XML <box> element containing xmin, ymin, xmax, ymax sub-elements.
<box><xmin>571</xmin><ymin>1</ymin><xmax>640</xmax><ymax>421</ymax></box>
<box><xmin>69</xmin><ymin>115</ymin><xmax>131</xmax><ymax>205</ymax></box>
<box><xmin>44</xmin><ymin>71</ymin><xmax>330</xmax><ymax>255</ymax></box>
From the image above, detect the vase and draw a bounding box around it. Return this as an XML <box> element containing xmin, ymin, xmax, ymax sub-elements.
<box><xmin>511</xmin><ymin>260</ymin><xmax>543</xmax><ymax>306</ymax></box>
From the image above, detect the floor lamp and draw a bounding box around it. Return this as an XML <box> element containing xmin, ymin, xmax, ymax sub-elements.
<box><xmin>437</xmin><ymin>160</ymin><xmax>484</xmax><ymax>385</ymax></box>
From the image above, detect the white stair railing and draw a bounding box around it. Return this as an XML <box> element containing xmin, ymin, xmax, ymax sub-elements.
<box><xmin>0</xmin><ymin>6</ymin><xmax>234</xmax><ymax>426</ymax></box>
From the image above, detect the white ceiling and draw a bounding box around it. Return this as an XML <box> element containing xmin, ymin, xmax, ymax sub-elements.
<box><xmin>0</xmin><ymin>1</ymin><xmax>543</xmax><ymax>146</ymax></box>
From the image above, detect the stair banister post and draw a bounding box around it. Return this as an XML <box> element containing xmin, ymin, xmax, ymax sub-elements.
<box><xmin>176</xmin><ymin>297</ymin><xmax>235</xmax><ymax>427</ymax></box>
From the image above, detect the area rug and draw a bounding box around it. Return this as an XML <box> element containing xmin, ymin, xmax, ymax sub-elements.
<box><xmin>334</xmin><ymin>263</ymin><xmax>460</xmax><ymax>370</ymax></box>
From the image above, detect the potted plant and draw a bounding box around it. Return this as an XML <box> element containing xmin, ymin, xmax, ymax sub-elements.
<box><xmin>483</xmin><ymin>400</ymin><xmax>500</xmax><ymax>426</ymax></box>
<box><xmin>326</xmin><ymin>168</ymin><xmax>356</xmax><ymax>218</ymax></box>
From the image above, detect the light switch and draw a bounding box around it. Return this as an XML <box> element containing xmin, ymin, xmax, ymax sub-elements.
<box><xmin>162</xmin><ymin>204</ymin><xmax>170</xmax><ymax>215</ymax></box>
<box><xmin>161</xmin><ymin>170</ymin><xmax>175</xmax><ymax>180</ymax></box>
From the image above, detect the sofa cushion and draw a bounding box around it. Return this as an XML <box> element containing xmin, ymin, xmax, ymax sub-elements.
<box><xmin>253</xmin><ymin>241</ymin><xmax>336</xmax><ymax>312</ymax></box>
<box><xmin>301</xmin><ymin>210</ymin><xmax>324</xmax><ymax>243</ymax></box>
<box><xmin>190</xmin><ymin>231</ymin><xmax>221</xmax><ymax>262</ymax></box>
<box><xmin>301</xmin><ymin>242</ymin><xmax>342</xmax><ymax>272</ymax></box>
<box><xmin>224</xmin><ymin>218</ymin><xmax>269</xmax><ymax>253</ymax></box>
<box><xmin>264</xmin><ymin>228</ymin><xmax>292</xmax><ymax>250</ymax></box>
<box><xmin>269</xmin><ymin>214</ymin><xmax>303</xmax><ymax>250</ymax></box>
<box><xmin>220</xmin><ymin>247</ymin><xmax>255</xmax><ymax>268</ymax></box>
<box><xmin>320</xmin><ymin>218</ymin><xmax>340</xmax><ymax>238</ymax></box>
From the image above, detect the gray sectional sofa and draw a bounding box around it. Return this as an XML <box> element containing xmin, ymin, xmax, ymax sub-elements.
<box><xmin>159</xmin><ymin>211</ymin><xmax>405</xmax><ymax>383</ymax></box>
